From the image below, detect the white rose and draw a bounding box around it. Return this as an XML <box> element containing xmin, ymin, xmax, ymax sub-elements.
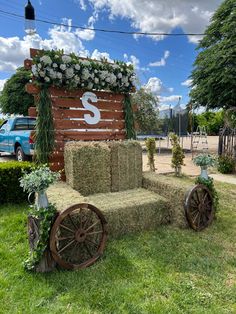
<box><xmin>38</xmin><ymin>63</ymin><xmax>42</xmax><ymax>69</ymax></box>
<box><xmin>62</xmin><ymin>55</ymin><xmax>72</xmax><ymax>64</ymax></box>
<box><xmin>52</xmin><ymin>63</ymin><xmax>58</xmax><ymax>68</ymax></box>
<box><xmin>32</xmin><ymin>65</ymin><xmax>37</xmax><ymax>75</ymax></box>
<box><xmin>45</xmin><ymin>76</ymin><xmax>50</xmax><ymax>82</ymax></box>
<box><xmin>88</xmin><ymin>82</ymin><xmax>93</xmax><ymax>89</ymax></box>
<box><xmin>60</xmin><ymin>64</ymin><xmax>66</xmax><ymax>71</ymax></box>
<box><xmin>39</xmin><ymin>71</ymin><xmax>45</xmax><ymax>77</ymax></box>
<box><xmin>94</xmin><ymin>78</ymin><xmax>99</xmax><ymax>84</ymax></box>
<box><xmin>40</xmin><ymin>55</ymin><xmax>52</xmax><ymax>65</ymax></box>
<box><xmin>75</xmin><ymin>64</ymin><xmax>80</xmax><ymax>70</ymax></box>
<box><xmin>57</xmin><ymin>72</ymin><xmax>62</xmax><ymax>79</ymax></box>
<box><xmin>117</xmin><ymin>73</ymin><xmax>122</xmax><ymax>79</ymax></box>
<box><xmin>65</xmin><ymin>68</ymin><xmax>74</xmax><ymax>79</ymax></box>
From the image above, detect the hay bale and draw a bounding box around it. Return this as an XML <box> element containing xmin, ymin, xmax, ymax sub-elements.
<box><xmin>88</xmin><ymin>188</ymin><xmax>170</xmax><ymax>238</ymax></box>
<box><xmin>64</xmin><ymin>141</ymin><xmax>111</xmax><ymax>196</ymax></box>
<box><xmin>142</xmin><ymin>172</ymin><xmax>193</xmax><ymax>228</ymax></box>
<box><xmin>109</xmin><ymin>141</ymin><xmax>142</xmax><ymax>192</ymax></box>
<box><xmin>47</xmin><ymin>181</ymin><xmax>86</xmax><ymax>211</ymax></box>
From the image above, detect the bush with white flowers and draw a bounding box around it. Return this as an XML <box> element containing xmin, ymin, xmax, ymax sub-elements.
<box><xmin>32</xmin><ymin>50</ymin><xmax>136</xmax><ymax>93</ymax></box>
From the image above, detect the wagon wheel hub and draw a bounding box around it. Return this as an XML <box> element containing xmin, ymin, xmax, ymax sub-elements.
<box><xmin>75</xmin><ymin>229</ymin><xmax>87</xmax><ymax>242</ymax></box>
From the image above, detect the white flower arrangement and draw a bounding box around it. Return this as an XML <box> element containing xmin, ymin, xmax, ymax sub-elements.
<box><xmin>32</xmin><ymin>50</ymin><xmax>136</xmax><ymax>93</ymax></box>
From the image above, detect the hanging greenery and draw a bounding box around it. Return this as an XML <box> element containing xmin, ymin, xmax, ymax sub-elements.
<box><xmin>195</xmin><ymin>176</ymin><xmax>219</xmax><ymax>211</ymax></box>
<box><xmin>35</xmin><ymin>88</ymin><xmax>55</xmax><ymax>164</ymax></box>
<box><xmin>24</xmin><ymin>203</ymin><xmax>57</xmax><ymax>271</ymax></box>
<box><xmin>124</xmin><ymin>94</ymin><xmax>136</xmax><ymax>139</ymax></box>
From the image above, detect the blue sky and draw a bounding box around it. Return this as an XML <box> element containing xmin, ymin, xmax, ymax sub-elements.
<box><xmin>0</xmin><ymin>0</ymin><xmax>223</xmax><ymax>109</ymax></box>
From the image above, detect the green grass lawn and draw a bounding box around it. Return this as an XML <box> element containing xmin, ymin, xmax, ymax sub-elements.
<box><xmin>0</xmin><ymin>179</ymin><xmax>236</xmax><ymax>314</ymax></box>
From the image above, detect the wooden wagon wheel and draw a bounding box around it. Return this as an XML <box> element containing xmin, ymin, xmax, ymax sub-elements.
<box><xmin>185</xmin><ymin>184</ymin><xmax>214</xmax><ymax>231</ymax></box>
<box><xmin>50</xmin><ymin>203</ymin><xmax>107</xmax><ymax>270</ymax></box>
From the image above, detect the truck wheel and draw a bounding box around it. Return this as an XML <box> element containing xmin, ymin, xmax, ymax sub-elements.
<box><xmin>16</xmin><ymin>146</ymin><xmax>27</xmax><ymax>162</ymax></box>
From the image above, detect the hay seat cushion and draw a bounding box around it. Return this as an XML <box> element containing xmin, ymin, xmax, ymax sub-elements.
<box><xmin>142</xmin><ymin>172</ymin><xmax>193</xmax><ymax>228</ymax></box>
<box><xmin>47</xmin><ymin>182</ymin><xmax>170</xmax><ymax>238</ymax></box>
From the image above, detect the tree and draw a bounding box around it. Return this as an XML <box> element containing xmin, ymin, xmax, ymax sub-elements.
<box><xmin>0</xmin><ymin>67</ymin><xmax>34</xmax><ymax>116</ymax></box>
<box><xmin>196</xmin><ymin>110</ymin><xmax>224</xmax><ymax>135</ymax></box>
<box><xmin>131</xmin><ymin>88</ymin><xmax>160</xmax><ymax>134</ymax></box>
<box><xmin>190</xmin><ymin>0</ymin><xmax>236</xmax><ymax>110</ymax></box>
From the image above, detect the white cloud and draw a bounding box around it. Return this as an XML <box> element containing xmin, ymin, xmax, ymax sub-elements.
<box><xmin>181</xmin><ymin>79</ymin><xmax>193</xmax><ymax>87</ymax></box>
<box><xmin>91</xmin><ymin>49</ymin><xmax>112</xmax><ymax>62</ymax></box>
<box><xmin>75</xmin><ymin>12</ymin><xmax>98</xmax><ymax>41</ymax></box>
<box><xmin>77</xmin><ymin>0</ymin><xmax>87</xmax><ymax>10</ymax></box>
<box><xmin>87</xmin><ymin>0</ymin><xmax>221</xmax><ymax>43</ymax></box>
<box><xmin>0</xmin><ymin>21</ymin><xmax>89</xmax><ymax>72</ymax></box>
<box><xmin>159</xmin><ymin>95</ymin><xmax>182</xmax><ymax>103</ymax></box>
<box><xmin>144</xmin><ymin>77</ymin><xmax>164</xmax><ymax>95</ymax></box>
<box><xmin>124</xmin><ymin>54</ymin><xmax>140</xmax><ymax>69</ymax></box>
<box><xmin>149</xmin><ymin>50</ymin><xmax>170</xmax><ymax>67</ymax></box>
<box><xmin>0</xmin><ymin>79</ymin><xmax>7</xmax><ymax>91</ymax></box>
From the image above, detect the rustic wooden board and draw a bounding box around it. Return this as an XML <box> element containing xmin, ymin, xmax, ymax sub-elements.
<box><xmin>52</xmin><ymin>108</ymin><xmax>125</xmax><ymax>120</ymax></box>
<box><xmin>53</xmin><ymin>119</ymin><xmax>125</xmax><ymax>130</ymax></box>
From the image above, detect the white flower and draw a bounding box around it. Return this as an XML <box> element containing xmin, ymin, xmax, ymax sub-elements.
<box><xmin>82</xmin><ymin>68</ymin><xmax>90</xmax><ymax>80</ymax></box>
<box><xmin>105</xmin><ymin>77</ymin><xmax>111</xmax><ymax>83</ymax></box>
<box><xmin>74</xmin><ymin>75</ymin><xmax>80</xmax><ymax>82</ymax></box>
<box><xmin>38</xmin><ymin>63</ymin><xmax>42</xmax><ymax>69</ymax></box>
<box><xmin>81</xmin><ymin>60</ymin><xmax>90</xmax><ymax>66</ymax></box>
<box><xmin>40</xmin><ymin>55</ymin><xmax>52</xmax><ymax>65</ymax></box>
<box><xmin>62</xmin><ymin>55</ymin><xmax>72</xmax><ymax>64</ymax></box>
<box><xmin>57</xmin><ymin>72</ymin><xmax>62</xmax><ymax>79</ymax></box>
<box><xmin>60</xmin><ymin>64</ymin><xmax>66</xmax><ymax>71</ymax></box>
<box><xmin>49</xmin><ymin>69</ymin><xmax>57</xmax><ymax>79</ymax></box>
<box><xmin>117</xmin><ymin>73</ymin><xmax>122</xmax><ymax>79</ymax></box>
<box><xmin>65</xmin><ymin>68</ymin><xmax>74</xmax><ymax>79</ymax></box>
<box><xmin>39</xmin><ymin>71</ymin><xmax>45</xmax><ymax>77</ymax></box>
<box><xmin>75</xmin><ymin>64</ymin><xmax>80</xmax><ymax>70</ymax></box>
<box><xmin>32</xmin><ymin>65</ymin><xmax>37</xmax><ymax>75</ymax></box>
<box><xmin>88</xmin><ymin>82</ymin><xmax>93</xmax><ymax>89</ymax></box>
<box><xmin>45</xmin><ymin>76</ymin><xmax>50</xmax><ymax>82</ymax></box>
<box><xmin>94</xmin><ymin>77</ymin><xmax>99</xmax><ymax>84</ymax></box>
<box><xmin>52</xmin><ymin>63</ymin><xmax>58</xmax><ymax>68</ymax></box>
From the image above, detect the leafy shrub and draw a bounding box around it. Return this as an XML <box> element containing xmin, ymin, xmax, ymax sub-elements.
<box><xmin>170</xmin><ymin>133</ymin><xmax>185</xmax><ymax>176</ymax></box>
<box><xmin>145</xmin><ymin>138</ymin><xmax>156</xmax><ymax>172</ymax></box>
<box><xmin>193</xmin><ymin>153</ymin><xmax>216</xmax><ymax>167</ymax></box>
<box><xmin>0</xmin><ymin>161</ymin><xmax>34</xmax><ymax>204</ymax></box>
<box><xmin>217</xmin><ymin>155</ymin><xmax>235</xmax><ymax>174</ymax></box>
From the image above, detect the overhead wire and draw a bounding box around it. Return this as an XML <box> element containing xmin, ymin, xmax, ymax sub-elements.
<box><xmin>0</xmin><ymin>8</ymin><xmax>205</xmax><ymax>37</ymax></box>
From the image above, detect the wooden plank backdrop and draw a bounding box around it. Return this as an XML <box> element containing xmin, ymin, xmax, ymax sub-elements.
<box><xmin>25</xmin><ymin>49</ymin><xmax>128</xmax><ymax>175</ymax></box>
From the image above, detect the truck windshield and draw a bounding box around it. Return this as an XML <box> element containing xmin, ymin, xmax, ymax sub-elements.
<box><xmin>14</xmin><ymin>118</ymin><xmax>36</xmax><ymax>130</ymax></box>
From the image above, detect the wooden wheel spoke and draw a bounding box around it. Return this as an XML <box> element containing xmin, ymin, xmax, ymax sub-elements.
<box><xmin>85</xmin><ymin>220</ymin><xmax>99</xmax><ymax>232</ymax></box>
<box><xmin>82</xmin><ymin>213</ymin><xmax>93</xmax><ymax>230</ymax></box>
<box><xmin>83</xmin><ymin>242</ymin><xmax>93</xmax><ymax>257</ymax></box>
<box><xmin>58</xmin><ymin>239</ymin><xmax>75</xmax><ymax>254</ymax></box>
<box><xmin>85</xmin><ymin>238</ymin><xmax>99</xmax><ymax>249</ymax></box>
<box><xmin>59</xmin><ymin>224</ymin><xmax>74</xmax><ymax>233</ymax></box>
<box><xmin>68</xmin><ymin>214</ymin><xmax>78</xmax><ymax>230</ymax></box>
<box><xmin>57</xmin><ymin>236</ymin><xmax>75</xmax><ymax>241</ymax></box>
<box><xmin>86</xmin><ymin>230</ymin><xmax>103</xmax><ymax>236</ymax></box>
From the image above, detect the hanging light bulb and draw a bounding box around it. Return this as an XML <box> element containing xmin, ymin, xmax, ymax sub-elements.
<box><xmin>25</xmin><ymin>0</ymin><xmax>36</xmax><ymax>35</ymax></box>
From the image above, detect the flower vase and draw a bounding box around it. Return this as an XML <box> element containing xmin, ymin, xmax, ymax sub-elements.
<box><xmin>200</xmin><ymin>166</ymin><xmax>208</xmax><ymax>179</ymax></box>
<box><xmin>36</xmin><ymin>190</ymin><xmax>49</xmax><ymax>209</ymax></box>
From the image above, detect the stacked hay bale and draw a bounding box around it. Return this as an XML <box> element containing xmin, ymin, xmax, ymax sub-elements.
<box><xmin>64</xmin><ymin>140</ymin><xmax>142</xmax><ymax>195</ymax></box>
<box><xmin>64</xmin><ymin>142</ymin><xmax>111</xmax><ymax>196</ymax></box>
<box><xmin>142</xmin><ymin>172</ymin><xmax>193</xmax><ymax>228</ymax></box>
<box><xmin>108</xmin><ymin>141</ymin><xmax>142</xmax><ymax>192</ymax></box>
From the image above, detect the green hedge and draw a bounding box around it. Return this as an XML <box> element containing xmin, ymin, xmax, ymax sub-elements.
<box><xmin>0</xmin><ymin>161</ymin><xmax>34</xmax><ymax>204</ymax></box>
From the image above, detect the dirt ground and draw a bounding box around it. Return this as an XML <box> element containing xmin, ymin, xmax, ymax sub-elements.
<box><xmin>142</xmin><ymin>136</ymin><xmax>219</xmax><ymax>176</ymax></box>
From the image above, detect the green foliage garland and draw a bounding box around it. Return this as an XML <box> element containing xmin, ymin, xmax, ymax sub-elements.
<box><xmin>195</xmin><ymin>176</ymin><xmax>219</xmax><ymax>210</ymax></box>
<box><xmin>124</xmin><ymin>94</ymin><xmax>136</xmax><ymax>139</ymax></box>
<box><xmin>24</xmin><ymin>203</ymin><xmax>57</xmax><ymax>271</ymax></box>
<box><xmin>35</xmin><ymin>88</ymin><xmax>55</xmax><ymax>164</ymax></box>
<box><xmin>145</xmin><ymin>138</ymin><xmax>156</xmax><ymax>172</ymax></box>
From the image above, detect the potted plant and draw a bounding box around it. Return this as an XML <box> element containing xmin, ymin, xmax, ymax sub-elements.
<box><xmin>20</xmin><ymin>165</ymin><xmax>60</xmax><ymax>209</ymax></box>
<box><xmin>193</xmin><ymin>153</ymin><xmax>216</xmax><ymax>179</ymax></box>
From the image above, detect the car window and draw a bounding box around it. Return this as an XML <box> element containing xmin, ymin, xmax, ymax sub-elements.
<box><xmin>0</xmin><ymin>120</ymin><xmax>10</xmax><ymax>132</ymax></box>
<box><xmin>13</xmin><ymin>118</ymin><xmax>36</xmax><ymax>130</ymax></box>
<box><xmin>28</xmin><ymin>118</ymin><xmax>36</xmax><ymax>130</ymax></box>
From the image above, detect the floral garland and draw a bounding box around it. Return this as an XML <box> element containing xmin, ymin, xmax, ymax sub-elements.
<box><xmin>32</xmin><ymin>50</ymin><xmax>136</xmax><ymax>93</ymax></box>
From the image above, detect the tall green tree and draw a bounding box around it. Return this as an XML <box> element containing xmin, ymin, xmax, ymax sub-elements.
<box><xmin>131</xmin><ymin>88</ymin><xmax>160</xmax><ymax>134</ymax></box>
<box><xmin>190</xmin><ymin>0</ymin><xmax>236</xmax><ymax>110</ymax></box>
<box><xmin>0</xmin><ymin>67</ymin><xmax>34</xmax><ymax>116</ymax></box>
